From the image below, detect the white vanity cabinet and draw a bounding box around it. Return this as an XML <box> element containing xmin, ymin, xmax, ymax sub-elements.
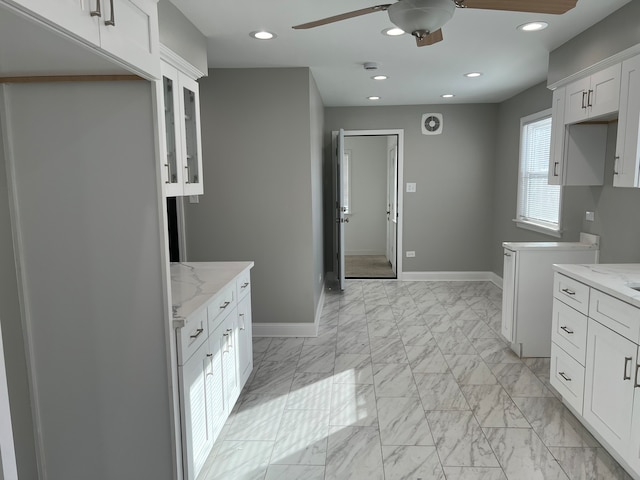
<box><xmin>564</xmin><ymin>63</ymin><xmax>621</xmax><ymax>124</ymax></box>
<box><xmin>614</xmin><ymin>54</ymin><xmax>640</xmax><ymax>188</ymax></box>
<box><xmin>550</xmin><ymin>265</ymin><xmax>640</xmax><ymax>479</ymax></box>
<box><xmin>2</xmin><ymin>0</ymin><xmax>160</xmax><ymax>79</ymax></box>
<box><xmin>172</xmin><ymin>262</ymin><xmax>254</xmax><ymax>480</ymax></box>
<box><xmin>160</xmin><ymin>58</ymin><xmax>204</xmax><ymax>196</ymax></box>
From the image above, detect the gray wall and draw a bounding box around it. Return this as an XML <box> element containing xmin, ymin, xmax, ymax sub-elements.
<box><xmin>309</xmin><ymin>72</ymin><xmax>325</xmax><ymax>309</ymax></box>
<box><xmin>548</xmin><ymin>1</ymin><xmax>640</xmax><ymax>85</ymax></box>
<box><xmin>0</xmin><ymin>100</ymin><xmax>38</xmax><ymax>480</ymax></box>
<box><xmin>344</xmin><ymin>136</ymin><xmax>388</xmax><ymax>256</ymax></box>
<box><xmin>185</xmin><ymin>68</ymin><xmax>322</xmax><ymax>325</ymax></box>
<box><xmin>325</xmin><ymin>104</ymin><xmax>498</xmax><ymax>273</ymax></box>
<box><xmin>3</xmin><ymin>81</ymin><xmax>174</xmax><ymax>479</ymax></box>
<box><xmin>158</xmin><ymin>0</ymin><xmax>208</xmax><ymax>74</ymax></box>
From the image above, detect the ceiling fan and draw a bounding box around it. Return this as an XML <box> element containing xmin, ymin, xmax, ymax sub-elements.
<box><xmin>292</xmin><ymin>0</ymin><xmax>578</xmax><ymax>47</ymax></box>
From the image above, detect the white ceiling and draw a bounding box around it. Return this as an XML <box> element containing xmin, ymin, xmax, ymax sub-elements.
<box><xmin>168</xmin><ymin>0</ymin><xmax>630</xmax><ymax>107</ymax></box>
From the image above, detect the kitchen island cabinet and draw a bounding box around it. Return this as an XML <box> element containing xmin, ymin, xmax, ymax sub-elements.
<box><xmin>172</xmin><ymin>261</ymin><xmax>254</xmax><ymax>480</ymax></box>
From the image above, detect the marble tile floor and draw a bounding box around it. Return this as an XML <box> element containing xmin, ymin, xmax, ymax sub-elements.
<box><xmin>197</xmin><ymin>279</ymin><xmax>632</xmax><ymax>480</ymax></box>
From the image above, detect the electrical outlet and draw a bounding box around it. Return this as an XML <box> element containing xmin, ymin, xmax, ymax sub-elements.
<box><xmin>189</xmin><ymin>195</ymin><xmax>199</xmax><ymax>204</ymax></box>
<box><xmin>406</xmin><ymin>251</ymin><xmax>416</xmax><ymax>258</ymax></box>
<box><xmin>406</xmin><ymin>183</ymin><xmax>417</xmax><ymax>193</ymax></box>
<box><xmin>585</xmin><ymin>211</ymin><xmax>595</xmax><ymax>221</ymax></box>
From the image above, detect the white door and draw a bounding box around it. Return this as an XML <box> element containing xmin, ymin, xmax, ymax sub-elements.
<box><xmin>336</xmin><ymin>129</ymin><xmax>346</xmax><ymax>291</ymax></box>
<box><xmin>386</xmin><ymin>144</ymin><xmax>397</xmax><ymax>274</ymax></box>
<box><xmin>583</xmin><ymin>318</ymin><xmax>636</xmax><ymax>453</ymax></box>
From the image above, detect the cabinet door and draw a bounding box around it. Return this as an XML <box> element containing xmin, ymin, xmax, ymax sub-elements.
<box><xmin>160</xmin><ymin>62</ymin><xmax>185</xmax><ymax>196</ymax></box>
<box><xmin>614</xmin><ymin>55</ymin><xmax>640</xmax><ymax>188</ymax></box>
<box><xmin>208</xmin><ymin>322</ymin><xmax>227</xmax><ymax>444</ymax></box>
<box><xmin>179</xmin><ymin>341</ymin><xmax>215</xmax><ymax>480</ymax></box>
<box><xmin>501</xmin><ymin>249</ymin><xmax>516</xmax><ymax>343</ymax></box>
<box><xmin>179</xmin><ymin>73</ymin><xmax>204</xmax><ymax>196</ymax></box>
<box><xmin>548</xmin><ymin>87</ymin><xmax>566</xmax><ymax>185</ymax></box>
<box><xmin>583</xmin><ymin>319</ymin><xmax>636</xmax><ymax>453</ymax></box>
<box><xmin>222</xmin><ymin>312</ymin><xmax>241</xmax><ymax>409</ymax></box>
<box><xmin>589</xmin><ymin>63</ymin><xmax>621</xmax><ymax>119</ymax></box>
<box><xmin>237</xmin><ymin>295</ymin><xmax>253</xmax><ymax>387</ymax></box>
<box><xmin>564</xmin><ymin>77</ymin><xmax>590</xmax><ymax>125</ymax></box>
<box><xmin>6</xmin><ymin>0</ymin><xmax>100</xmax><ymax>46</ymax></box>
<box><xmin>98</xmin><ymin>0</ymin><xmax>159</xmax><ymax>79</ymax></box>
<box><xmin>628</xmin><ymin>345</ymin><xmax>640</xmax><ymax>473</ymax></box>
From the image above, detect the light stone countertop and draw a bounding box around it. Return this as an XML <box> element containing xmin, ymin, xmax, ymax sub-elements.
<box><xmin>171</xmin><ymin>261</ymin><xmax>254</xmax><ymax>325</ymax></box>
<box><xmin>553</xmin><ymin>263</ymin><xmax>640</xmax><ymax>309</ymax></box>
<box><xmin>502</xmin><ymin>241</ymin><xmax>598</xmax><ymax>251</ymax></box>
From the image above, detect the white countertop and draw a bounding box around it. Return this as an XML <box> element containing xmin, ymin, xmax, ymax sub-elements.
<box><xmin>553</xmin><ymin>263</ymin><xmax>640</xmax><ymax>308</ymax></box>
<box><xmin>171</xmin><ymin>261</ymin><xmax>254</xmax><ymax>324</ymax></box>
<box><xmin>503</xmin><ymin>242</ymin><xmax>598</xmax><ymax>251</ymax></box>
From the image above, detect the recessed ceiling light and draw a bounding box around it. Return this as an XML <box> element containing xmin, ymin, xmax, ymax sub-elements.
<box><xmin>441</xmin><ymin>94</ymin><xmax>455</xmax><ymax>98</ymax></box>
<box><xmin>382</xmin><ymin>27</ymin><xmax>405</xmax><ymax>36</ymax></box>
<box><xmin>368</xmin><ymin>96</ymin><xmax>381</xmax><ymax>101</ymax></box>
<box><xmin>464</xmin><ymin>72</ymin><xmax>482</xmax><ymax>78</ymax></box>
<box><xmin>250</xmin><ymin>30</ymin><xmax>276</xmax><ymax>40</ymax></box>
<box><xmin>372</xmin><ymin>75</ymin><xmax>388</xmax><ymax>81</ymax></box>
<box><xmin>517</xmin><ymin>21</ymin><xmax>548</xmax><ymax>32</ymax></box>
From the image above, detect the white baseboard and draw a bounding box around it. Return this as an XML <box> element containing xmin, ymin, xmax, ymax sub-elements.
<box><xmin>344</xmin><ymin>250</ymin><xmax>387</xmax><ymax>256</ymax></box>
<box><xmin>252</xmin><ymin>288</ymin><xmax>324</xmax><ymax>338</ymax></box>
<box><xmin>401</xmin><ymin>271</ymin><xmax>502</xmax><ymax>287</ymax></box>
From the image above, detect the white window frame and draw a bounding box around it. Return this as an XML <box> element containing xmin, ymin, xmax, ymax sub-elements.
<box><xmin>514</xmin><ymin>108</ymin><xmax>563</xmax><ymax>238</ymax></box>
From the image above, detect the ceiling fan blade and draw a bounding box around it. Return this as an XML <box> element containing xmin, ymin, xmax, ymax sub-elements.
<box><xmin>456</xmin><ymin>0</ymin><xmax>577</xmax><ymax>14</ymax></box>
<box><xmin>416</xmin><ymin>29</ymin><xmax>443</xmax><ymax>47</ymax></box>
<box><xmin>292</xmin><ymin>4</ymin><xmax>391</xmax><ymax>29</ymax></box>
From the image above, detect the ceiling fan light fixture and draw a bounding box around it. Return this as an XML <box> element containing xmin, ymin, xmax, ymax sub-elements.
<box><xmin>517</xmin><ymin>21</ymin><xmax>548</xmax><ymax>32</ymax></box>
<box><xmin>250</xmin><ymin>30</ymin><xmax>276</xmax><ymax>40</ymax></box>
<box><xmin>464</xmin><ymin>72</ymin><xmax>482</xmax><ymax>78</ymax></box>
<box><xmin>382</xmin><ymin>27</ymin><xmax>405</xmax><ymax>36</ymax></box>
<box><xmin>387</xmin><ymin>0</ymin><xmax>455</xmax><ymax>38</ymax></box>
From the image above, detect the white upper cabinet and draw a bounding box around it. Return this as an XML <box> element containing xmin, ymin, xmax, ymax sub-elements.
<box><xmin>564</xmin><ymin>63</ymin><xmax>621</xmax><ymax>124</ymax></box>
<box><xmin>1</xmin><ymin>0</ymin><xmax>159</xmax><ymax>79</ymax></box>
<box><xmin>548</xmin><ymin>87</ymin><xmax>566</xmax><ymax>185</ymax></box>
<box><xmin>614</xmin><ymin>54</ymin><xmax>640</xmax><ymax>188</ymax></box>
<box><xmin>160</xmin><ymin>59</ymin><xmax>204</xmax><ymax>197</ymax></box>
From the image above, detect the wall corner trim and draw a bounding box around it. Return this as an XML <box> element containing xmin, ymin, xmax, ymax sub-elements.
<box><xmin>401</xmin><ymin>270</ymin><xmax>503</xmax><ymax>288</ymax></box>
<box><xmin>252</xmin><ymin>288</ymin><xmax>324</xmax><ymax>338</ymax></box>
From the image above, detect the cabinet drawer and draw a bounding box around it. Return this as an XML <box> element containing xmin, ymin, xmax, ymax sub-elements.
<box><xmin>552</xmin><ymin>298</ymin><xmax>588</xmax><ymax>365</ymax></box>
<box><xmin>554</xmin><ymin>273</ymin><xmax>590</xmax><ymax>315</ymax></box>
<box><xmin>176</xmin><ymin>307</ymin><xmax>207</xmax><ymax>365</ymax></box>
<box><xmin>589</xmin><ymin>290</ymin><xmax>640</xmax><ymax>344</ymax></box>
<box><xmin>237</xmin><ymin>270</ymin><xmax>251</xmax><ymax>300</ymax></box>
<box><xmin>550</xmin><ymin>342</ymin><xmax>585</xmax><ymax>414</ymax></box>
<box><xmin>207</xmin><ymin>284</ymin><xmax>236</xmax><ymax>333</ymax></box>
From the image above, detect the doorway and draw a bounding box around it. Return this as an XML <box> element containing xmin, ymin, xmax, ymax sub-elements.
<box><xmin>334</xmin><ymin>130</ymin><xmax>404</xmax><ymax>283</ymax></box>
<box><xmin>166</xmin><ymin>197</ymin><xmax>186</xmax><ymax>263</ymax></box>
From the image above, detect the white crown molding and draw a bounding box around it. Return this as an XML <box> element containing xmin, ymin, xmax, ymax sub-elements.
<box><xmin>547</xmin><ymin>43</ymin><xmax>640</xmax><ymax>91</ymax></box>
<box><xmin>160</xmin><ymin>45</ymin><xmax>206</xmax><ymax>80</ymax></box>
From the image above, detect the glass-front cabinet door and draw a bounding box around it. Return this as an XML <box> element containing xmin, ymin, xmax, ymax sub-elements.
<box><xmin>179</xmin><ymin>75</ymin><xmax>203</xmax><ymax>196</ymax></box>
<box><xmin>160</xmin><ymin>60</ymin><xmax>203</xmax><ymax>197</ymax></box>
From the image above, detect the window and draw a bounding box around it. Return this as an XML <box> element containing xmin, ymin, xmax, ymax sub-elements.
<box><xmin>342</xmin><ymin>150</ymin><xmax>351</xmax><ymax>214</ymax></box>
<box><xmin>515</xmin><ymin>109</ymin><xmax>562</xmax><ymax>236</ymax></box>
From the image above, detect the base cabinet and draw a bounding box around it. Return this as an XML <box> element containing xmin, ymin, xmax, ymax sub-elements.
<box><xmin>174</xmin><ymin>264</ymin><xmax>254</xmax><ymax>480</ymax></box>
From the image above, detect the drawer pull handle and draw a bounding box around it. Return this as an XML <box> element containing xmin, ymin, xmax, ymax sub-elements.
<box><xmin>581</xmin><ymin>91</ymin><xmax>587</xmax><ymax>109</ymax></box>
<box><xmin>635</xmin><ymin>364</ymin><xmax>640</xmax><ymax>388</ymax></box>
<box><xmin>624</xmin><ymin>357</ymin><xmax>632</xmax><ymax>380</ymax></box>
<box><xmin>105</xmin><ymin>0</ymin><xmax>115</xmax><ymax>26</ymax></box>
<box><xmin>190</xmin><ymin>328</ymin><xmax>204</xmax><ymax>339</ymax></box>
<box><xmin>206</xmin><ymin>353</ymin><xmax>213</xmax><ymax>358</ymax></box>
<box><xmin>239</xmin><ymin>313</ymin><xmax>246</xmax><ymax>330</ymax></box>
<box><xmin>220</xmin><ymin>301</ymin><xmax>231</xmax><ymax>310</ymax></box>
<box><xmin>559</xmin><ymin>371</ymin><xmax>571</xmax><ymax>382</ymax></box>
<box><xmin>241</xmin><ymin>282</ymin><xmax>250</xmax><ymax>288</ymax></box>
<box><xmin>90</xmin><ymin>0</ymin><xmax>102</xmax><ymax>17</ymax></box>
<box><xmin>560</xmin><ymin>326</ymin><xmax>574</xmax><ymax>335</ymax></box>
<box><xmin>587</xmin><ymin>89</ymin><xmax>593</xmax><ymax>108</ymax></box>
<box><xmin>561</xmin><ymin>288</ymin><xmax>576</xmax><ymax>296</ymax></box>
<box><xmin>504</xmin><ymin>253</ymin><xmax>511</xmax><ymax>257</ymax></box>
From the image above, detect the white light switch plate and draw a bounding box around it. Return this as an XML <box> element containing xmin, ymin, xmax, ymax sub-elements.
<box><xmin>406</xmin><ymin>183</ymin><xmax>416</xmax><ymax>193</ymax></box>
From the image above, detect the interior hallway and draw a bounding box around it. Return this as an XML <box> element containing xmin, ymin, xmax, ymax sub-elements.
<box><xmin>197</xmin><ymin>279</ymin><xmax>631</xmax><ymax>480</ymax></box>
<box><xmin>345</xmin><ymin>255</ymin><xmax>395</xmax><ymax>279</ymax></box>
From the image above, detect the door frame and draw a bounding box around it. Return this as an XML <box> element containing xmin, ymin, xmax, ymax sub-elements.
<box><xmin>333</xmin><ymin>129</ymin><xmax>404</xmax><ymax>281</ymax></box>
